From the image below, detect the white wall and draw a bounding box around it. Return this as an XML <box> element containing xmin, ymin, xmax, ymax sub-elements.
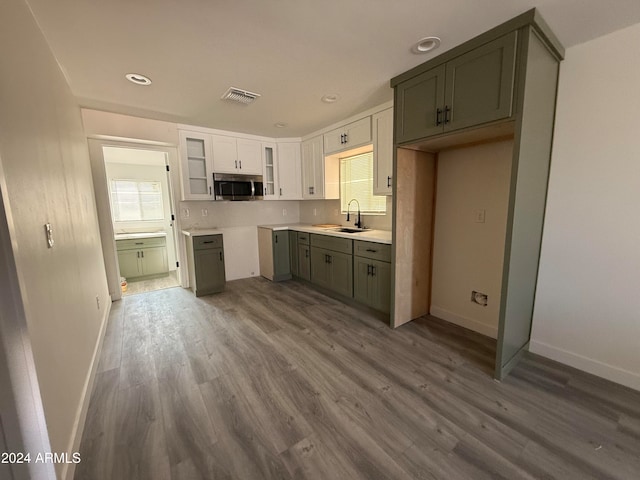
<box><xmin>0</xmin><ymin>0</ymin><xmax>110</xmax><ymax>477</ymax></box>
<box><xmin>430</xmin><ymin>140</ymin><xmax>512</xmax><ymax>338</ymax></box>
<box><xmin>82</xmin><ymin>109</ymin><xmax>179</xmax><ymax>145</ymax></box>
<box><xmin>531</xmin><ymin>23</ymin><xmax>640</xmax><ymax>391</ymax></box>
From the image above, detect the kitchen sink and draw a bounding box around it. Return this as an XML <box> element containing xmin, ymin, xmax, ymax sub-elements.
<box><xmin>333</xmin><ymin>227</ymin><xmax>369</xmax><ymax>234</ymax></box>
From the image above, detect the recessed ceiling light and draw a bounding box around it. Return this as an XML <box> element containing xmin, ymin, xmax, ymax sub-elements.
<box><xmin>321</xmin><ymin>93</ymin><xmax>340</xmax><ymax>104</ymax></box>
<box><xmin>125</xmin><ymin>73</ymin><xmax>152</xmax><ymax>85</ymax></box>
<box><xmin>412</xmin><ymin>36</ymin><xmax>441</xmax><ymax>54</ymax></box>
<box><xmin>274</xmin><ymin>122</ymin><xmax>287</xmax><ymax>128</ymax></box>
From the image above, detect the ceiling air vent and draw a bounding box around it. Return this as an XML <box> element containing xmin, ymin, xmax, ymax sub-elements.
<box><xmin>221</xmin><ymin>87</ymin><xmax>261</xmax><ymax>105</ymax></box>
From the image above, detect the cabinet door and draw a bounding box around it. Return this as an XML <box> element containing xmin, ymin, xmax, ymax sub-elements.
<box><xmin>194</xmin><ymin>247</ymin><xmax>225</xmax><ymax>295</ymax></box>
<box><xmin>353</xmin><ymin>256</ymin><xmax>372</xmax><ymax>306</ymax></box>
<box><xmin>262</xmin><ymin>143</ymin><xmax>278</xmax><ymax>199</ymax></box>
<box><xmin>328</xmin><ymin>251</ymin><xmax>353</xmax><ymax>298</ymax></box>
<box><xmin>310</xmin><ymin>247</ymin><xmax>330</xmax><ymax>288</ymax></box>
<box><xmin>323</xmin><ymin>127</ymin><xmax>346</xmax><ymax>155</ymax></box>
<box><xmin>344</xmin><ymin>117</ymin><xmax>372</xmax><ymax>150</ymax></box>
<box><xmin>117</xmin><ymin>250</ymin><xmax>141</xmax><ymax>279</ymax></box>
<box><xmin>289</xmin><ymin>231</ymin><xmax>298</xmax><ymax>277</ymax></box>
<box><xmin>444</xmin><ymin>32</ymin><xmax>517</xmax><ymax>132</ymax></box>
<box><xmin>372</xmin><ymin>108</ymin><xmax>394</xmax><ymax>196</ymax></box>
<box><xmin>324</xmin><ymin>117</ymin><xmax>372</xmax><ymax>155</ymax></box>
<box><xmin>298</xmin><ymin>244</ymin><xmax>311</xmax><ymax>281</ymax></box>
<box><xmin>140</xmin><ymin>246</ymin><xmax>168</xmax><ymax>276</ymax></box>
<box><xmin>301</xmin><ymin>136</ymin><xmax>324</xmax><ymax>199</ymax></box>
<box><xmin>273</xmin><ymin>231</ymin><xmax>291</xmax><ymax>280</ymax></box>
<box><xmin>236</xmin><ymin>138</ymin><xmax>262</xmax><ymax>174</ymax></box>
<box><xmin>395</xmin><ymin>64</ymin><xmax>446</xmax><ymax>144</ymax></box>
<box><xmin>211</xmin><ymin>135</ymin><xmax>238</xmax><ymax>173</ymax></box>
<box><xmin>370</xmin><ymin>259</ymin><xmax>391</xmax><ymax>314</ymax></box>
<box><xmin>179</xmin><ymin>131</ymin><xmax>213</xmax><ymax>200</ymax></box>
<box><xmin>277</xmin><ymin>142</ymin><xmax>302</xmax><ymax>200</ymax></box>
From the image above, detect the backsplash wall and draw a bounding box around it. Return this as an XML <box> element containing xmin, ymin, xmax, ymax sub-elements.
<box><xmin>179</xmin><ymin>200</ymin><xmax>301</xmax><ymax>229</ymax></box>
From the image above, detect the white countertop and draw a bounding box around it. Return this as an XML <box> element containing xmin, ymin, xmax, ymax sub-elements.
<box><xmin>114</xmin><ymin>232</ymin><xmax>167</xmax><ymax>240</ymax></box>
<box><xmin>181</xmin><ymin>228</ymin><xmax>224</xmax><ymax>237</ymax></box>
<box><xmin>258</xmin><ymin>224</ymin><xmax>392</xmax><ymax>244</ymax></box>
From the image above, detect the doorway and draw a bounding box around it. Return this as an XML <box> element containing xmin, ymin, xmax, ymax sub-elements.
<box><xmin>88</xmin><ymin>139</ymin><xmax>185</xmax><ymax>300</ymax></box>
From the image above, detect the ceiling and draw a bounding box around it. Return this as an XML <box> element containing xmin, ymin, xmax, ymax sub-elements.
<box><xmin>27</xmin><ymin>0</ymin><xmax>640</xmax><ymax>137</ymax></box>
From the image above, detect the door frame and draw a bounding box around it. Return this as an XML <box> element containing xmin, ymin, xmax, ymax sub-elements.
<box><xmin>87</xmin><ymin>137</ymin><xmax>186</xmax><ymax>300</ymax></box>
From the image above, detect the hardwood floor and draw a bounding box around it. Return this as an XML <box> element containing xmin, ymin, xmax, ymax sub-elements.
<box><xmin>75</xmin><ymin>277</ymin><xmax>640</xmax><ymax>479</ymax></box>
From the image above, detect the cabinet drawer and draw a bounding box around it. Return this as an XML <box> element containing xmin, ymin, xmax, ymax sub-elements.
<box><xmin>297</xmin><ymin>232</ymin><xmax>310</xmax><ymax>245</ymax></box>
<box><xmin>116</xmin><ymin>236</ymin><xmax>166</xmax><ymax>250</ymax></box>
<box><xmin>354</xmin><ymin>240</ymin><xmax>391</xmax><ymax>262</ymax></box>
<box><xmin>193</xmin><ymin>235</ymin><xmax>223</xmax><ymax>250</ymax></box>
<box><xmin>310</xmin><ymin>234</ymin><xmax>352</xmax><ymax>254</ymax></box>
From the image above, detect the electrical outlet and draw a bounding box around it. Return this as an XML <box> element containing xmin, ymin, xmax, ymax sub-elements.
<box><xmin>201</xmin><ymin>208</ymin><xmax>208</xmax><ymax>217</ymax></box>
<box><xmin>474</xmin><ymin>209</ymin><xmax>486</xmax><ymax>223</ymax></box>
<box><xmin>471</xmin><ymin>291</ymin><xmax>488</xmax><ymax>306</ymax></box>
<box><xmin>313</xmin><ymin>208</ymin><xmax>317</xmax><ymax>216</ymax></box>
<box><xmin>334</xmin><ymin>209</ymin><xmax>339</xmax><ymax>216</ymax></box>
<box><xmin>182</xmin><ymin>208</ymin><xmax>190</xmax><ymax>218</ymax></box>
<box><xmin>96</xmin><ymin>295</ymin><xmax>100</xmax><ymax>310</ymax></box>
<box><xmin>282</xmin><ymin>208</ymin><xmax>287</xmax><ymax>216</ymax></box>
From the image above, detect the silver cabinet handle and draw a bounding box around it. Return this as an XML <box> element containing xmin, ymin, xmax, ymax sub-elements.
<box><xmin>219</xmin><ymin>251</ymin><xmax>223</xmax><ymax>261</ymax></box>
<box><xmin>239</xmin><ymin>160</ymin><xmax>242</xmax><ymax>169</ymax></box>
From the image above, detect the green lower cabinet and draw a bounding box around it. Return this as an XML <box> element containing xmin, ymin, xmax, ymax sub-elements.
<box><xmin>273</xmin><ymin>231</ymin><xmax>291</xmax><ymax>281</ymax></box>
<box><xmin>310</xmin><ymin>247</ymin><xmax>331</xmax><ymax>289</ymax></box>
<box><xmin>310</xmin><ymin>246</ymin><xmax>353</xmax><ymax>298</ymax></box>
<box><xmin>117</xmin><ymin>249</ymin><xmax>141</xmax><ymax>279</ymax></box>
<box><xmin>141</xmin><ymin>246</ymin><xmax>169</xmax><ymax>276</ymax></box>
<box><xmin>353</xmin><ymin>256</ymin><xmax>391</xmax><ymax>313</ymax></box>
<box><xmin>298</xmin><ymin>244</ymin><xmax>311</xmax><ymax>281</ymax></box>
<box><xmin>289</xmin><ymin>231</ymin><xmax>298</xmax><ymax>277</ymax></box>
<box><xmin>193</xmin><ymin>247</ymin><xmax>225</xmax><ymax>296</ymax></box>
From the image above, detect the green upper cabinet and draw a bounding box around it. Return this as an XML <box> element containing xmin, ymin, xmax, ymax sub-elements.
<box><xmin>444</xmin><ymin>32</ymin><xmax>517</xmax><ymax>132</ymax></box>
<box><xmin>395</xmin><ymin>64</ymin><xmax>446</xmax><ymax>144</ymax></box>
<box><xmin>394</xmin><ymin>32</ymin><xmax>517</xmax><ymax>144</ymax></box>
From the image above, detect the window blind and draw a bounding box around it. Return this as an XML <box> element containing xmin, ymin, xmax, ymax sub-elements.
<box><xmin>110</xmin><ymin>180</ymin><xmax>164</xmax><ymax>222</ymax></box>
<box><xmin>340</xmin><ymin>152</ymin><xmax>386</xmax><ymax>214</ymax></box>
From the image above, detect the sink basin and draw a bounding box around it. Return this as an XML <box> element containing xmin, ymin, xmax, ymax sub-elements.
<box><xmin>333</xmin><ymin>227</ymin><xmax>369</xmax><ymax>234</ymax></box>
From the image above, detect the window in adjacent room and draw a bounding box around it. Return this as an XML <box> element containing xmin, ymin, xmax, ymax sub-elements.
<box><xmin>110</xmin><ymin>179</ymin><xmax>164</xmax><ymax>222</ymax></box>
<box><xmin>340</xmin><ymin>151</ymin><xmax>386</xmax><ymax>214</ymax></box>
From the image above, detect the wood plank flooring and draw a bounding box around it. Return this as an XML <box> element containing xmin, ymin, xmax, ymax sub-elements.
<box><xmin>75</xmin><ymin>277</ymin><xmax>640</xmax><ymax>479</ymax></box>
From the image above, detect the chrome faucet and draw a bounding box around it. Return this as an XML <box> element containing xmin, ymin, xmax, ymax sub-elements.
<box><xmin>346</xmin><ymin>198</ymin><xmax>363</xmax><ymax>229</ymax></box>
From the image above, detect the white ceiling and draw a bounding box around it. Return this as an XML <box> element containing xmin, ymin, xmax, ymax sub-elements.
<box><xmin>27</xmin><ymin>0</ymin><xmax>640</xmax><ymax>137</ymax></box>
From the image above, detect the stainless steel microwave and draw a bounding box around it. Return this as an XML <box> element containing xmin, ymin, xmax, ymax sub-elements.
<box><xmin>213</xmin><ymin>173</ymin><xmax>263</xmax><ymax>201</ymax></box>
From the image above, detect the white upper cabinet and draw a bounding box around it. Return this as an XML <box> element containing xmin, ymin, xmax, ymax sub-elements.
<box><xmin>323</xmin><ymin>116</ymin><xmax>372</xmax><ymax>155</ymax></box>
<box><xmin>211</xmin><ymin>136</ymin><xmax>262</xmax><ymax>175</ymax></box>
<box><xmin>236</xmin><ymin>138</ymin><xmax>262</xmax><ymax>174</ymax></box>
<box><xmin>301</xmin><ymin>136</ymin><xmax>324</xmax><ymax>199</ymax></box>
<box><xmin>179</xmin><ymin>130</ymin><xmax>213</xmax><ymax>200</ymax></box>
<box><xmin>211</xmin><ymin>135</ymin><xmax>238</xmax><ymax>174</ymax></box>
<box><xmin>373</xmin><ymin>108</ymin><xmax>394</xmax><ymax>196</ymax></box>
<box><xmin>262</xmin><ymin>142</ymin><xmax>278</xmax><ymax>199</ymax></box>
<box><xmin>277</xmin><ymin>142</ymin><xmax>302</xmax><ymax>200</ymax></box>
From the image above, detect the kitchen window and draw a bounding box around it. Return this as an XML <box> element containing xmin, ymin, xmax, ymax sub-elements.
<box><xmin>110</xmin><ymin>179</ymin><xmax>164</xmax><ymax>222</ymax></box>
<box><xmin>340</xmin><ymin>152</ymin><xmax>386</xmax><ymax>214</ymax></box>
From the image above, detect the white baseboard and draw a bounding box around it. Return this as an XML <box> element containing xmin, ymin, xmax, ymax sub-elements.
<box><xmin>529</xmin><ymin>340</ymin><xmax>640</xmax><ymax>392</ymax></box>
<box><xmin>430</xmin><ymin>305</ymin><xmax>498</xmax><ymax>339</ymax></box>
<box><xmin>61</xmin><ymin>298</ymin><xmax>112</xmax><ymax>480</ymax></box>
